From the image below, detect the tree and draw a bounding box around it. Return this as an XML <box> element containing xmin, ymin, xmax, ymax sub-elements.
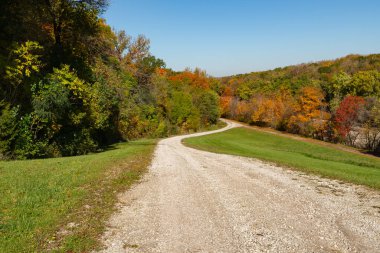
<box><xmin>360</xmin><ymin>98</ymin><xmax>380</xmax><ymax>152</ymax></box>
<box><xmin>169</xmin><ymin>69</ymin><xmax>210</xmax><ymax>89</ymax></box>
<box><xmin>251</xmin><ymin>92</ymin><xmax>294</xmax><ymax>129</ymax></box>
<box><xmin>114</xmin><ymin>30</ymin><xmax>131</xmax><ymax>61</ymax></box>
<box><xmin>168</xmin><ymin>91</ymin><xmax>194</xmax><ymax>126</ymax></box>
<box><xmin>124</xmin><ymin>35</ymin><xmax>151</xmax><ymax>72</ymax></box>
<box><xmin>334</xmin><ymin>96</ymin><xmax>365</xmax><ymax>145</ymax></box>
<box><xmin>3</xmin><ymin>41</ymin><xmax>43</xmax><ymax>104</ymax></box>
<box><xmin>235</xmin><ymin>100</ymin><xmax>252</xmax><ymax>122</ymax></box>
<box><xmin>330</xmin><ymin>71</ymin><xmax>352</xmax><ymax>98</ymax></box>
<box><xmin>196</xmin><ymin>91</ymin><xmax>220</xmax><ymax>124</ymax></box>
<box><xmin>135</xmin><ymin>56</ymin><xmax>165</xmax><ymax>88</ymax></box>
<box><xmin>287</xmin><ymin>87</ymin><xmax>329</xmax><ymax>136</ymax></box>
<box><xmin>41</xmin><ymin>0</ymin><xmax>108</xmax><ymax>66</ymax></box>
<box><xmin>219</xmin><ymin>86</ymin><xmax>235</xmax><ymax>117</ymax></box>
<box><xmin>31</xmin><ymin>65</ymin><xmax>96</xmax><ymax>156</ymax></box>
<box><xmin>350</xmin><ymin>71</ymin><xmax>380</xmax><ymax>97</ymax></box>
<box><xmin>236</xmin><ymin>82</ymin><xmax>255</xmax><ymax>100</ymax></box>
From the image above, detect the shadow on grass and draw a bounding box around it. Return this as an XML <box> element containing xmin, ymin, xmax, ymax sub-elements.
<box><xmin>94</xmin><ymin>140</ymin><xmax>156</xmax><ymax>154</ymax></box>
<box><xmin>366</xmin><ymin>151</ymin><xmax>380</xmax><ymax>158</ymax></box>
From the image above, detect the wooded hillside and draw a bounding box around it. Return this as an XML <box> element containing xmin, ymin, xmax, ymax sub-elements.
<box><xmin>218</xmin><ymin>54</ymin><xmax>380</xmax><ymax>154</ymax></box>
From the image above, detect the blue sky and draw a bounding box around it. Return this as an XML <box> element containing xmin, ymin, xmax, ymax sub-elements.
<box><xmin>103</xmin><ymin>0</ymin><xmax>380</xmax><ymax>77</ymax></box>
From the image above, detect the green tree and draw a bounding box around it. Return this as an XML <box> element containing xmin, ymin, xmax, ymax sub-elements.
<box><xmin>196</xmin><ymin>90</ymin><xmax>220</xmax><ymax>124</ymax></box>
<box><xmin>350</xmin><ymin>71</ymin><xmax>380</xmax><ymax>97</ymax></box>
<box><xmin>169</xmin><ymin>91</ymin><xmax>193</xmax><ymax>125</ymax></box>
<box><xmin>32</xmin><ymin>65</ymin><xmax>96</xmax><ymax>157</ymax></box>
<box><xmin>330</xmin><ymin>72</ymin><xmax>352</xmax><ymax>98</ymax></box>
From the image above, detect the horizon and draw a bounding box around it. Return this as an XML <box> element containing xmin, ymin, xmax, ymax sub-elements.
<box><xmin>103</xmin><ymin>0</ymin><xmax>380</xmax><ymax>77</ymax></box>
<box><xmin>214</xmin><ymin>53</ymin><xmax>380</xmax><ymax>78</ymax></box>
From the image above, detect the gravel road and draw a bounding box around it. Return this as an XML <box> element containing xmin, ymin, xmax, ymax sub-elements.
<box><xmin>97</xmin><ymin>120</ymin><xmax>380</xmax><ymax>253</ymax></box>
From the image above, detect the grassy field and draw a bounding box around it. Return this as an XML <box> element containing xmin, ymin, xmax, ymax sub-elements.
<box><xmin>0</xmin><ymin>139</ymin><xmax>156</xmax><ymax>253</ymax></box>
<box><xmin>183</xmin><ymin>127</ymin><xmax>380</xmax><ymax>190</ymax></box>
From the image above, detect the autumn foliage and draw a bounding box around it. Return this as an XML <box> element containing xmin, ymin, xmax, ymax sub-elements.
<box><xmin>287</xmin><ymin>87</ymin><xmax>330</xmax><ymax>136</ymax></box>
<box><xmin>218</xmin><ymin>54</ymin><xmax>380</xmax><ymax>154</ymax></box>
<box><xmin>334</xmin><ymin>96</ymin><xmax>365</xmax><ymax>138</ymax></box>
<box><xmin>220</xmin><ymin>85</ymin><xmax>330</xmax><ymax>137</ymax></box>
<box><xmin>169</xmin><ymin>69</ymin><xmax>210</xmax><ymax>89</ymax></box>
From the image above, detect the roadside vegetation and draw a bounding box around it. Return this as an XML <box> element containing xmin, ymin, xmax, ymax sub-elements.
<box><xmin>0</xmin><ymin>139</ymin><xmax>156</xmax><ymax>253</ymax></box>
<box><xmin>184</xmin><ymin>127</ymin><xmax>380</xmax><ymax>189</ymax></box>
<box><xmin>0</xmin><ymin>1</ymin><xmax>220</xmax><ymax>160</ymax></box>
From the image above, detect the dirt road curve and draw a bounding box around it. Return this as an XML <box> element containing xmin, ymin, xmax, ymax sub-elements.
<box><xmin>97</xmin><ymin>121</ymin><xmax>380</xmax><ymax>253</ymax></box>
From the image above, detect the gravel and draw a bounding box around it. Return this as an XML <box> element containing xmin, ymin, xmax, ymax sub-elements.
<box><xmin>96</xmin><ymin>121</ymin><xmax>380</xmax><ymax>253</ymax></box>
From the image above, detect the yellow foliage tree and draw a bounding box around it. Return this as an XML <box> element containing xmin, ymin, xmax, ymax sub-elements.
<box><xmin>287</xmin><ymin>86</ymin><xmax>330</xmax><ymax>136</ymax></box>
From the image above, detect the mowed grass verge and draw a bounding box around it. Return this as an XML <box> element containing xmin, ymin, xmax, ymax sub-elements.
<box><xmin>183</xmin><ymin>127</ymin><xmax>380</xmax><ymax>190</ymax></box>
<box><xmin>0</xmin><ymin>139</ymin><xmax>156</xmax><ymax>253</ymax></box>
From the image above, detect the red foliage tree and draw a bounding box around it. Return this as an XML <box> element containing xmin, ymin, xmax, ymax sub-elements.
<box><xmin>334</xmin><ymin>96</ymin><xmax>365</xmax><ymax>138</ymax></box>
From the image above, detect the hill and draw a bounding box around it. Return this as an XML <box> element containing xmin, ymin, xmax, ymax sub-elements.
<box><xmin>216</xmin><ymin>54</ymin><xmax>380</xmax><ymax>155</ymax></box>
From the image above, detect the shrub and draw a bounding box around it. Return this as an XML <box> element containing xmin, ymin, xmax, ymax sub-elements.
<box><xmin>0</xmin><ymin>102</ymin><xmax>19</xmax><ymax>158</ymax></box>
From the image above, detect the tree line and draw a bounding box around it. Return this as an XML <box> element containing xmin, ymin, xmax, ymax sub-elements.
<box><xmin>218</xmin><ymin>54</ymin><xmax>380</xmax><ymax>155</ymax></box>
<box><xmin>1</xmin><ymin>1</ymin><xmax>379</xmax><ymax>159</ymax></box>
<box><xmin>0</xmin><ymin>0</ymin><xmax>220</xmax><ymax>159</ymax></box>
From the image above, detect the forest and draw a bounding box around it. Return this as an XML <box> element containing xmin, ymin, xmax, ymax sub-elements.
<box><xmin>1</xmin><ymin>1</ymin><xmax>380</xmax><ymax>160</ymax></box>
<box><xmin>0</xmin><ymin>0</ymin><xmax>220</xmax><ymax>159</ymax></box>
<box><xmin>218</xmin><ymin>54</ymin><xmax>380</xmax><ymax>155</ymax></box>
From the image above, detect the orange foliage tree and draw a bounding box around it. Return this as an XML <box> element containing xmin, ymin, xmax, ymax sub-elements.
<box><xmin>287</xmin><ymin>86</ymin><xmax>330</xmax><ymax>137</ymax></box>
<box><xmin>220</xmin><ymin>86</ymin><xmax>235</xmax><ymax>117</ymax></box>
<box><xmin>235</xmin><ymin>100</ymin><xmax>252</xmax><ymax>122</ymax></box>
<box><xmin>169</xmin><ymin>69</ymin><xmax>210</xmax><ymax>89</ymax></box>
<box><xmin>251</xmin><ymin>91</ymin><xmax>294</xmax><ymax>128</ymax></box>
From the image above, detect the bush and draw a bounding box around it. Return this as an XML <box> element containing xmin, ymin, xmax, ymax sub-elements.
<box><xmin>56</xmin><ymin>129</ymin><xmax>97</xmax><ymax>156</ymax></box>
<box><xmin>13</xmin><ymin>113</ymin><xmax>49</xmax><ymax>159</ymax></box>
<box><xmin>0</xmin><ymin>102</ymin><xmax>19</xmax><ymax>158</ymax></box>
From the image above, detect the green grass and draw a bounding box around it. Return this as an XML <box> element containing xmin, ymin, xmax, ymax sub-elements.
<box><xmin>183</xmin><ymin>127</ymin><xmax>380</xmax><ymax>190</ymax></box>
<box><xmin>0</xmin><ymin>139</ymin><xmax>156</xmax><ymax>253</ymax></box>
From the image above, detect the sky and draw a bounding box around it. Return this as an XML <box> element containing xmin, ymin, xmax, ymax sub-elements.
<box><xmin>103</xmin><ymin>0</ymin><xmax>380</xmax><ymax>77</ymax></box>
